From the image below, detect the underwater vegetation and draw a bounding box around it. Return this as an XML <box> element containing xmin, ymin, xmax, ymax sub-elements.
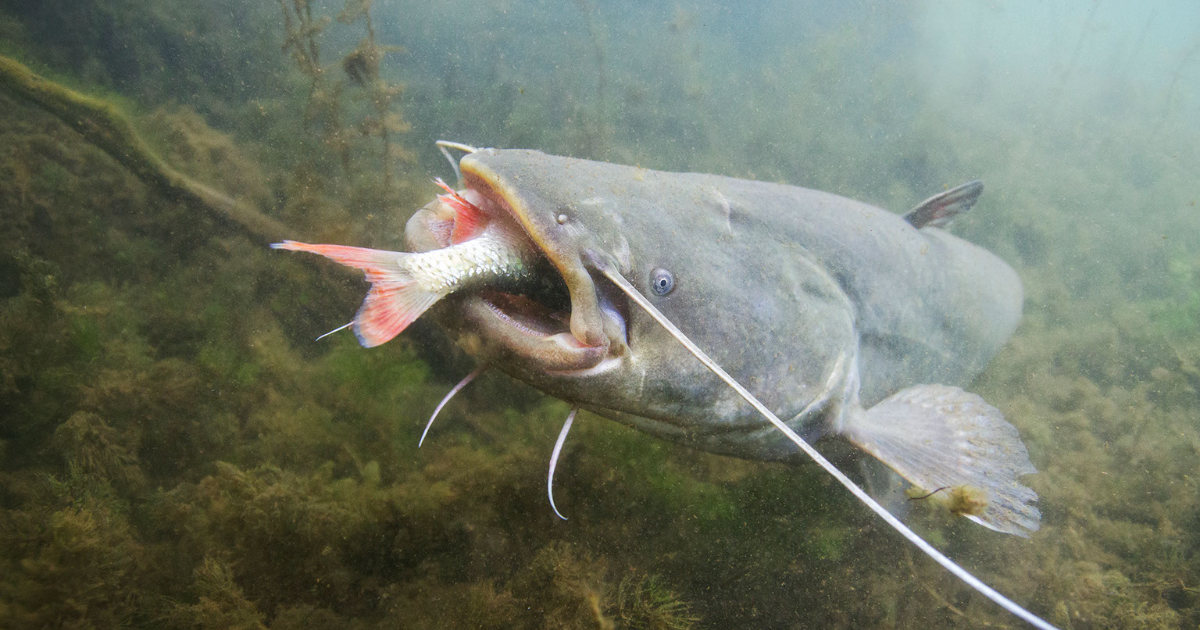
<box><xmin>2</xmin><ymin>1</ymin><xmax>1199</xmax><ymax>628</ymax></box>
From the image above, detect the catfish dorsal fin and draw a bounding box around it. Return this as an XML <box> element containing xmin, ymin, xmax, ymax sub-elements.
<box><xmin>586</xmin><ymin>252</ymin><xmax>1056</xmax><ymax>630</ymax></box>
<box><xmin>903</xmin><ymin>180</ymin><xmax>983</xmax><ymax>229</ymax></box>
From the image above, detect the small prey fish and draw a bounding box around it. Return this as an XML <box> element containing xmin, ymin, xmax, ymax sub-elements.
<box><xmin>272</xmin><ymin>181</ymin><xmax>551</xmax><ymax>348</ymax></box>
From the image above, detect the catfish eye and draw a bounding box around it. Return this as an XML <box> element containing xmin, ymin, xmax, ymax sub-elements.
<box><xmin>650</xmin><ymin>268</ymin><xmax>675</xmax><ymax>296</ymax></box>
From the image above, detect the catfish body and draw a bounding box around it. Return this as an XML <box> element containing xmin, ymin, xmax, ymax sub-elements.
<box><xmin>427</xmin><ymin>150</ymin><xmax>1021</xmax><ymax>461</ymax></box>
<box><xmin>276</xmin><ymin>148</ymin><xmax>1036</xmax><ymax>537</ymax></box>
<box><xmin>273</xmin><ymin>147</ymin><xmax>1046</xmax><ymax>621</ymax></box>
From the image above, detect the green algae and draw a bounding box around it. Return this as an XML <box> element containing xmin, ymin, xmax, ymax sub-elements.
<box><xmin>164</xmin><ymin>555</ymin><xmax>268</xmax><ymax>630</ymax></box>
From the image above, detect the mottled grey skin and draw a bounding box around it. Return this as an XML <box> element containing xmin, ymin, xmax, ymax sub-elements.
<box><xmin>407</xmin><ymin>149</ymin><xmax>1022</xmax><ymax>461</ymax></box>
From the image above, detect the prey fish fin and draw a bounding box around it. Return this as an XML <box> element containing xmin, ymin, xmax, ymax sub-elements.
<box><xmin>271</xmin><ymin>240</ymin><xmax>442</xmax><ymax>347</ymax></box>
<box><xmin>434</xmin><ymin>178</ymin><xmax>487</xmax><ymax>243</ymax></box>
<box><xmin>356</xmin><ymin>281</ymin><xmax>441</xmax><ymax>348</ymax></box>
<box><xmin>903</xmin><ymin>180</ymin><xmax>983</xmax><ymax>229</ymax></box>
<box><xmin>840</xmin><ymin>384</ymin><xmax>1040</xmax><ymax>537</ymax></box>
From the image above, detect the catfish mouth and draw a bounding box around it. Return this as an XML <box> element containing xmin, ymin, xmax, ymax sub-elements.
<box><xmin>477</xmin><ymin>288</ymin><xmax>570</xmax><ymax>341</ymax></box>
<box><xmin>406</xmin><ymin>179</ymin><xmax>627</xmax><ymax>374</ymax></box>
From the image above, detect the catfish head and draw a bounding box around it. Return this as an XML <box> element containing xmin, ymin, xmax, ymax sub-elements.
<box><xmin>406</xmin><ymin>148</ymin><xmax>857</xmax><ymax>458</ymax></box>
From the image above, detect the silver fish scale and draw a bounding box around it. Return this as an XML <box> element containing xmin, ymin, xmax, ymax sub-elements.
<box><xmin>405</xmin><ymin>231</ymin><xmax>532</xmax><ymax>294</ymax></box>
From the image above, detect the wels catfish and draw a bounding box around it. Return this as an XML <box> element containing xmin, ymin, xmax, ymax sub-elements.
<box><xmin>274</xmin><ymin>143</ymin><xmax>1053</xmax><ymax>629</ymax></box>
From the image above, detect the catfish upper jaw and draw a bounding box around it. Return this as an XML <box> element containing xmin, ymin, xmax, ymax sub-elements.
<box><xmin>457</xmin><ymin>157</ymin><xmax>629</xmax><ymax>359</ymax></box>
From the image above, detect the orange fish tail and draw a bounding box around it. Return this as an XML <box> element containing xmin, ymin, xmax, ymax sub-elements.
<box><xmin>270</xmin><ymin>240</ymin><xmax>441</xmax><ymax>347</ymax></box>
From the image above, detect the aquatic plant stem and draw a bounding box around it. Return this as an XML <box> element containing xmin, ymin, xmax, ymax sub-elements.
<box><xmin>591</xmin><ymin>256</ymin><xmax>1057</xmax><ymax>630</ymax></box>
<box><xmin>0</xmin><ymin>54</ymin><xmax>291</xmax><ymax>242</ymax></box>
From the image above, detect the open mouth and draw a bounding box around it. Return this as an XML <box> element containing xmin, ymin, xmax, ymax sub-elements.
<box><xmin>479</xmin><ymin>289</ymin><xmax>570</xmax><ymax>338</ymax></box>
<box><xmin>405</xmin><ymin>177</ymin><xmax>626</xmax><ymax>373</ymax></box>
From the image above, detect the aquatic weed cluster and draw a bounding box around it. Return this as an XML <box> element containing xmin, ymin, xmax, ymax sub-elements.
<box><xmin>1</xmin><ymin>1</ymin><xmax>1199</xmax><ymax>628</ymax></box>
<box><xmin>0</xmin><ymin>85</ymin><xmax>706</xmax><ymax>627</ymax></box>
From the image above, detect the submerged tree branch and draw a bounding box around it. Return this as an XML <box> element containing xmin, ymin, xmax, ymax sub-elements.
<box><xmin>0</xmin><ymin>54</ymin><xmax>292</xmax><ymax>242</ymax></box>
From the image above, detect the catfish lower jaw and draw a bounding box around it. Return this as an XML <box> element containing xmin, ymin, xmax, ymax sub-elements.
<box><xmin>457</xmin><ymin>294</ymin><xmax>612</xmax><ymax>372</ymax></box>
<box><xmin>446</xmin><ymin>266</ymin><xmax>629</xmax><ymax>373</ymax></box>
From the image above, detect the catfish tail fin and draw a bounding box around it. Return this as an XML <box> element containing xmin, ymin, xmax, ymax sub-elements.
<box><xmin>271</xmin><ymin>241</ymin><xmax>441</xmax><ymax>347</ymax></box>
<box><xmin>840</xmin><ymin>384</ymin><xmax>1040</xmax><ymax>537</ymax></box>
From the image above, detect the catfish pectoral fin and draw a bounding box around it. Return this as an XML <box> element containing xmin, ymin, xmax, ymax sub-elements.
<box><xmin>839</xmin><ymin>384</ymin><xmax>1041</xmax><ymax>537</ymax></box>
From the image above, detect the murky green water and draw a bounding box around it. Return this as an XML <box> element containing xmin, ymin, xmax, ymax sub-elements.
<box><xmin>1</xmin><ymin>1</ymin><xmax>1197</xmax><ymax>627</ymax></box>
